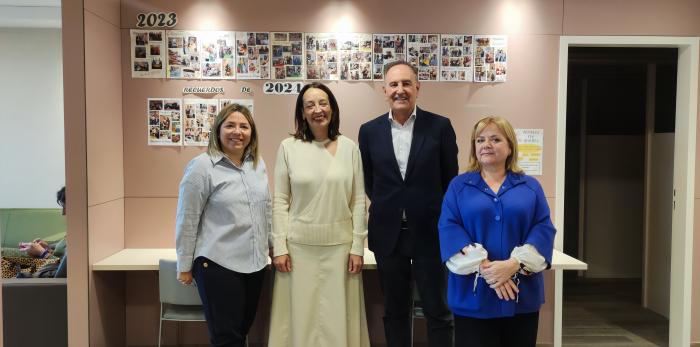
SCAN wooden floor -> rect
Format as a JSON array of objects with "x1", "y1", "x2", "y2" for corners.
[{"x1": 563, "y1": 278, "x2": 669, "y2": 346}]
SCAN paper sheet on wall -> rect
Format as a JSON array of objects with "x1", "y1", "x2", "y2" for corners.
[
  {"x1": 439, "y1": 34, "x2": 473, "y2": 82},
  {"x1": 271, "y1": 32, "x2": 305, "y2": 80},
  {"x1": 183, "y1": 99, "x2": 218, "y2": 146},
  {"x1": 304, "y1": 33, "x2": 339, "y2": 80},
  {"x1": 407, "y1": 34, "x2": 440, "y2": 81},
  {"x1": 167, "y1": 30, "x2": 201, "y2": 79},
  {"x1": 147, "y1": 98, "x2": 182, "y2": 146},
  {"x1": 516, "y1": 128, "x2": 543, "y2": 176},
  {"x1": 219, "y1": 99, "x2": 254, "y2": 115},
  {"x1": 235, "y1": 32, "x2": 271, "y2": 79},
  {"x1": 199, "y1": 31, "x2": 236, "y2": 79},
  {"x1": 372, "y1": 34, "x2": 407, "y2": 80},
  {"x1": 337, "y1": 33, "x2": 373, "y2": 81},
  {"x1": 474, "y1": 35, "x2": 507, "y2": 83},
  {"x1": 131, "y1": 30, "x2": 166, "y2": 78}
]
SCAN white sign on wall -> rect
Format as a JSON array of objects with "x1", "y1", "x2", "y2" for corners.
[{"x1": 515, "y1": 128, "x2": 543, "y2": 176}]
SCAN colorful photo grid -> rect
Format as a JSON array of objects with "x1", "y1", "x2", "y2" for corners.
[
  {"x1": 407, "y1": 34, "x2": 440, "y2": 81},
  {"x1": 131, "y1": 30, "x2": 166, "y2": 78},
  {"x1": 474, "y1": 35, "x2": 507, "y2": 83},
  {"x1": 372, "y1": 34, "x2": 407, "y2": 80},
  {"x1": 338, "y1": 33, "x2": 373, "y2": 81},
  {"x1": 440, "y1": 34, "x2": 473, "y2": 82},
  {"x1": 304, "y1": 33, "x2": 339, "y2": 80},
  {"x1": 199, "y1": 31, "x2": 236, "y2": 79},
  {"x1": 183, "y1": 99, "x2": 218, "y2": 146},
  {"x1": 148, "y1": 98, "x2": 182, "y2": 145},
  {"x1": 167, "y1": 30, "x2": 201, "y2": 79},
  {"x1": 235, "y1": 32, "x2": 271, "y2": 79},
  {"x1": 271, "y1": 32, "x2": 304, "y2": 80}
]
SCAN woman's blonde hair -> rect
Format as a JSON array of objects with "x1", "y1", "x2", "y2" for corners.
[
  {"x1": 466, "y1": 116, "x2": 523, "y2": 174},
  {"x1": 208, "y1": 103, "x2": 260, "y2": 168}
]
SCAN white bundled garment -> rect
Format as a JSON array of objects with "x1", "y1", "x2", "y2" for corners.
[
  {"x1": 446, "y1": 243, "x2": 548, "y2": 294},
  {"x1": 510, "y1": 244, "x2": 548, "y2": 273},
  {"x1": 446, "y1": 243, "x2": 488, "y2": 275},
  {"x1": 447, "y1": 243, "x2": 488, "y2": 293}
]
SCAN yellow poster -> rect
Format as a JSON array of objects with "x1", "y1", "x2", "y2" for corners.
[{"x1": 515, "y1": 128, "x2": 543, "y2": 176}]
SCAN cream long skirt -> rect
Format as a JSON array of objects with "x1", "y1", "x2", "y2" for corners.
[{"x1": 268, "y1": 242, "x2": 370, "y2": 347}]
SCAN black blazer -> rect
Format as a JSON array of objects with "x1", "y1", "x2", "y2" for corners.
[{"x1": 358, "y1": 107, "x2": 458, "y2": 257}]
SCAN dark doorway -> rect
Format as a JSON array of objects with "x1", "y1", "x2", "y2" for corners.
[{"x1": 563, "y1": 47, "x2": 677, "y2": 346}]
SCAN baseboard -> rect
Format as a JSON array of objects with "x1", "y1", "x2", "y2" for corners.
[{"x1": 536, "y1": 344, "x2": 553, "y2": 347}]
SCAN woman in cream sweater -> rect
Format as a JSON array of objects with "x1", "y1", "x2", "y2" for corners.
[{"x1": 268, "y1": 82, "x2": 370, "y2": 347}]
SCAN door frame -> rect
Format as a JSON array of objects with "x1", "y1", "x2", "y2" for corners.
[{"x1": 555, "y1": 36, "x2": 698, "y2": 347}]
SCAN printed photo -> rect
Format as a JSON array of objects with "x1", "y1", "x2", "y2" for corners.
[
  {"x1": 149, "y1": 100, "x2": 163, "y2": 110},
  {"x1": 135, "y1": 46, "x2": 147, "y2": 58},
  {"x1": 149, "y1": 31, "x2": 162, "y2": 41},
  {"x1": 134, "y1": 61, "x2": 149, "y2": 71},
  {"x1": 135, "y1": 33, "x2": 148, "y2": 45}
]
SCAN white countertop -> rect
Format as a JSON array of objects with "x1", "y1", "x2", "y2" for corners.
[{"x1": 93, "y1": 248, "x2": 585, "y2": 272}]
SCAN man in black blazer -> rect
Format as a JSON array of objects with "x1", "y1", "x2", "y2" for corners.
[{"x1": 359, "y1": 61, "x2": 458, "y2": 347}]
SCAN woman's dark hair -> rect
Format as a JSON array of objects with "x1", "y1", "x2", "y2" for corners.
[
  {"x1": 293, "y1": 82, "x2": 341, "y2": 142},
  {"x1": 56, "y1": 186, "x2": 65, "y2": 207}
]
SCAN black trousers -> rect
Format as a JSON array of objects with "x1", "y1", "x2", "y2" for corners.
[
  {"x1": 192, "y1": 257, "x2": 266, "y2": 347},
  {"x1": 376, "y1": 225, "x2": 454, "y2": 347},
  {"x1": 455, "y1": 311, "x2": 539, "y2": 347}
]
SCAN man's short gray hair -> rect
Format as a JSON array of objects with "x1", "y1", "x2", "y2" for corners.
[{"x1": 383, "y1": 60, "x2": 418, "y2": 79}]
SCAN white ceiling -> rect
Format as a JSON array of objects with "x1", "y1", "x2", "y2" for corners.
[{"x1": 0, "y1": 0, "x2": 61, "y2": 28}]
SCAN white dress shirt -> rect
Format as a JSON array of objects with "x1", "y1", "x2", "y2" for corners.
[{"x1": 388, "y1": 106, "x2": 417, "y2": 180}]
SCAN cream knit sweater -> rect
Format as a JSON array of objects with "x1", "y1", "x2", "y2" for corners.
[{"x1": 272, "y1": 135, "x2": 367, "y2": 257}]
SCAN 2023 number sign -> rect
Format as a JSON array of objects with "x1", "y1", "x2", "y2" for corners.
[{"x1": 136, "y1": 12, "x2": 177, "y2": 28}]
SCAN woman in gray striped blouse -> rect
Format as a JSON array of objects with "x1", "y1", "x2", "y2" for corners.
[{"x1": 175, "y1": 103, "x2": 271, "y2": 347}]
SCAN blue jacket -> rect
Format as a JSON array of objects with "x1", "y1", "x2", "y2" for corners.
[{"x1": 438, "y1": 171, "x2": 555, "y2": 318}]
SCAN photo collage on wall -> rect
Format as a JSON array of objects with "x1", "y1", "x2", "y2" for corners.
[
  {"x1": 271, "y1": 32, "x2": 305, "y2": 80},
  {"x1": 146, "y1": 98, "x2": 254, "y2": 146},
  {"x1": 440, "y1": 34, "x2": 473, "y2": 82},
  {"x1": 167, "y1": 30, "x2": 201, "y2": 79},
  {"x1": 372, "y1": 34, "x2": 407, "y2": 80},
  {"x1": 131, "y1": 30, "x2": 166, "y2": 78},
  {"x1": 338, "y1": 33, "x2": 373, "y2": 81},
  {"x1": 407, "y1": 34, "x2": 440, "y2": 81},
  {"x1": 131, "y1": 30, "x2": 508, "y2": 83},
  {"x1": 474, "y1": 35, "x2": 507, "y2": 83},
  {"x1": 235, "y1": 32, "x2": 271, "y2": 79},
  {"x1": 305, "y1": 33, "x2": 339, "y2": 80},
  {"x1": 200, "y1": 31, "x2": 236, "y2": 79},
  {"x1": 147, "y1": 98, "x2": 182, "y2": 145},
  {"x1": 183, "y1": 99, "x2": 218, "y2": 146}
]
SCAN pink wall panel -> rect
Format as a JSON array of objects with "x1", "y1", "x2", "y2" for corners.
[
  {"x1": 124, "y1": 197, "x2": 177, "y2": 247},
  {"x1": 88, "y1": 199, "x2": 125, "y2": 263},
  {"x1": 86, "y1": 0, "x2": 120, "y2": 28},
  {"x1": 62, "y1": 0, "x2": 91, "y2": 345},
  {"x1": 563, "y1": 0, "x2": 700, "y2": 36},
  {"x1": 117, "y1": 1, "x2": 567, "y2": 344},
  {"x1": 85, "y1": 10, "x2": 125, "y2": 206},
  {"x1": 121, "y1": 0, "x2": 563, "y2": 35}
]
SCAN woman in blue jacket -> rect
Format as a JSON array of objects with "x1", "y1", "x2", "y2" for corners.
[{"x1": 438, "y1": 116, "x2": 555, "y2": 347}]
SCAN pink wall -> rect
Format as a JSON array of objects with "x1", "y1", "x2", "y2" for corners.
[
  {"x1": 62, "y1": 0, "x2": 90, "y2": 345},
  {"x1": 62, "y1": 0, "x2": 700, "y2": 345},
  {"x1": 117, "y1": 2, "x2": 560, "y2": 343}
]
